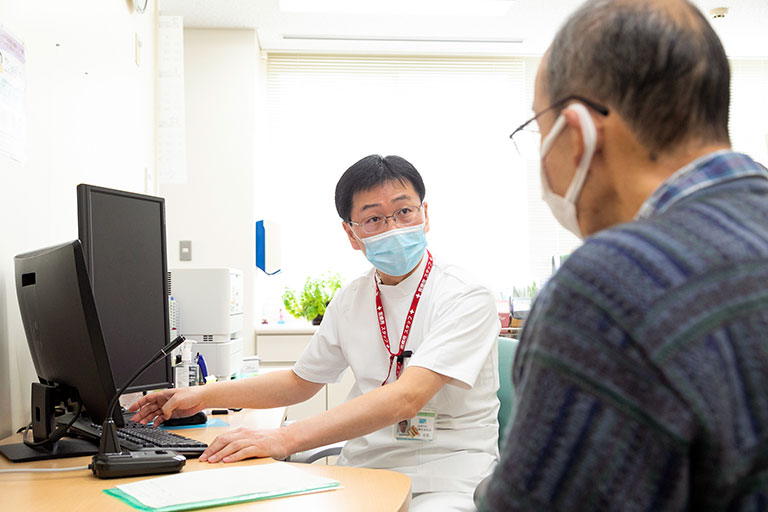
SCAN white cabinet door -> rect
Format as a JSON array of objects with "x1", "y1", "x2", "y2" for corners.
[
  {"x1": 285, "y1": 390, "x2": 327, "y2": 422},
  {"x1": 255, "y1": 328, "x2": 354, "y2": 420},
  {"x1": 257, "y1": 334, "x2": 313, "y2": 363}
]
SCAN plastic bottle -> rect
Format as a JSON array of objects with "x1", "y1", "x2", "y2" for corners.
[{"x1": 174, "y1": 340, "x2": 199, "y2": 388}]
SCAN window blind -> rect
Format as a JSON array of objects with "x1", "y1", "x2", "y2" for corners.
[
  {"x1": 730, "y1": 59, "x2": 768, "y2": 167},
  {"x1": 260, "y1": 54, "x2": 531, "y2": 295}
]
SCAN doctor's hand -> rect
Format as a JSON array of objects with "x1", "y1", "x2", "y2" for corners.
[
  {"x1": 128, "y1": 386, "x2": 207, "y2": 426},
  {"x1": 199, "y1": 427, "x2": 290, "y2": 463}
]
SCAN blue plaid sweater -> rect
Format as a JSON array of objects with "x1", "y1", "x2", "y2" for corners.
[{"x1": 482, "y1": 151, "x2": 768, "y2": 511}]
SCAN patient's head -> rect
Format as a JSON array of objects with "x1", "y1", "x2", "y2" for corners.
[{"x1": 545, "y1": 0, "x2": 730, "y2": 155}]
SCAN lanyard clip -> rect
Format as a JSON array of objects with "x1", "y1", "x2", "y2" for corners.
[{"x1": 396, "y1": 350, "x2": 413, "y2": 365}]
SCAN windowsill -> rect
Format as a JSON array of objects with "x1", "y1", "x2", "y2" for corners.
[{"x1": 255, "y1": 324, "x2": 318, "y2": 335}]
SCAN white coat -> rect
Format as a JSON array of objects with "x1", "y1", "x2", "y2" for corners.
[{"x1": 293, "y1": 254, "x2": 501, "y2": 494}]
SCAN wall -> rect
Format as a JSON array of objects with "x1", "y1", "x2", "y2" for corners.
[
  {"x1": 0, "y1": 0, "x2": 158, "y2": 439},
  {"x1": 160, "y1": 29, "x2": 257, "y2": 349}
]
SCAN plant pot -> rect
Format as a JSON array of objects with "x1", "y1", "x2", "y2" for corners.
[{"x1": 311, "y1": 314, "x2": 323, "y2": 326}]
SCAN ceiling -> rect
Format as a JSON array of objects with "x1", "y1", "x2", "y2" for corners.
[{"x1": 158, "y1": 0, "x2": 768, "y2": 58}]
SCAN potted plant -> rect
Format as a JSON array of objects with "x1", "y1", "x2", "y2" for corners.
[{"x1": 282, "y1": 273, "x2": 342, "y2": 325}]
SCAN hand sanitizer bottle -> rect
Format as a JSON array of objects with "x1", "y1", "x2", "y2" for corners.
[{"x1": 174, "y1": 340, "x2": 199, "y2": 387}]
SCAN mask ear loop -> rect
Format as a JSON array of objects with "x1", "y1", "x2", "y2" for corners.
[
  {"x1": 539, "y1": 113, "x2": 568, "y2": 195},
  {"x1": 562, "y1": 103, "x2": 597, "y2": 204},
  {"x1": 540, "y1": 113, "x2": 568, "y2": 157}
]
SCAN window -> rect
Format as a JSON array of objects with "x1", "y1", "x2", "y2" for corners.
[
  {"x1": 255, "y1": 53, "x2": 768, "y2": 318},
  {"x1": 258, "y1": 54, "x2": 531, "y2": 300},
  {"x1": 730, "y1": 59, "x2": 768, "y2": 167}
]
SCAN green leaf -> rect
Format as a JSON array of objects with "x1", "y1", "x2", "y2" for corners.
[{"x1": 280, "y1": 272, "x2": 343, "y2": 322}]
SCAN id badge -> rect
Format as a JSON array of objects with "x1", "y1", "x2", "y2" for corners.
[{"x1": 393, "y1": 408, "x2": 436, "y2": 441}]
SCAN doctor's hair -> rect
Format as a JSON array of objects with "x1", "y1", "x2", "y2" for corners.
[
  {"x1": 546, "y1": 0, "x2": 730, "y2": 155},
  {"x1": 335, "y1": 154, "x2": 426, "y2": 222}
]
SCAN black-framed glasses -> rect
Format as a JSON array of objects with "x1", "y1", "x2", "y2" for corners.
[
  {"x1": 347, "y1": 204, "x2": 424, "y2": 235},
  {"x1": 509, "y1": 95, "x2": 609, "y2": 159}
]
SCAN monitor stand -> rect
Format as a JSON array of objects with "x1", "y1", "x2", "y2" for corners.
[
  {"x1": 0, "y1": 382, "x2": 99, "y2": 462},
  {"x1": 0, "y1": 437, "x2": 98, "y2": 462}
]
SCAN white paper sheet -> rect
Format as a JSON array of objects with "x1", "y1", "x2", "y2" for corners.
[{"x1": 115, "y1": 462, "x2": 341, "y2": 509}]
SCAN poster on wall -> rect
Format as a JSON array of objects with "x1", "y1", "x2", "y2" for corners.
[
  {"x1": 0, "y1": 25, "x2": 26, "y2": 163},
  {"x1": 158, "y1": 16, "x2": 187, "y2": 184}
]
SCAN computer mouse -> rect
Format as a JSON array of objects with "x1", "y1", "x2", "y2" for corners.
[{"x1": 161, "y1": 411, "x2": 208, "y2": 427}]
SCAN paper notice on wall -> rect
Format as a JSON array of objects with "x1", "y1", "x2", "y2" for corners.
[
  {"x1": 158, "y1": 16, "x2": 187, "y2": 184},
  {"x1": 0, "y1": 25, "x2": 26, "y2": 163}
]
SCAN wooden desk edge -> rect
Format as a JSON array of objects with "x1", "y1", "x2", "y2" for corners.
[{"x1": 0, "y1": 408, "x2": 412, "y2": 512}]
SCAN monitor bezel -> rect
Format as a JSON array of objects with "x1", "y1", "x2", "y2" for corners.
[{"x1": 77, "y1": 184, "x2": 173, "y2": 393}]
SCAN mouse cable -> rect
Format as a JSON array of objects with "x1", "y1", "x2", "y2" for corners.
[
  {"x1": 22, "y1": 398, "x2": 83, "y2": 449},
  {"x1": 0, "y1": 465, "x2": 89, "y2": 473}
]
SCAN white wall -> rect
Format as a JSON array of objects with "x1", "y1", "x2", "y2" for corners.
[
  {"x1": 160, "y1": 29, "x2": 257, "y2": 347},
  {"x1": 0, "y1": 0, "x2": 158, "y2": 439}
]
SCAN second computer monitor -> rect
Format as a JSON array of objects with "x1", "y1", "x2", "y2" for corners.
[
  {"x1": 15, "y1": 240, "x2": 117, "y2": 425},
  {"x1": 77, "y1": 184, "x2": 172, "y2": 393}
]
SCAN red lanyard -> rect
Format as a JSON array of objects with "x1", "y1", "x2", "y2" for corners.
[{"x1": 375, "y1": 251, "x2": 433, "y2": 385}]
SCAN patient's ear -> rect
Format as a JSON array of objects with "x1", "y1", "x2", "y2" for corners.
[
  {"x1": 562, "y1": 107, "x2": 586, "y2": 168},
  {"x1": 563, "y1": 104, "x2": 604, "y2": 168}
]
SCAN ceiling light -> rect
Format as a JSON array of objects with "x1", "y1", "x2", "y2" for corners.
[
  {"x1": 709, "y1": 7, "x2": 728, "y2": 19},
  {"x1": 280, "y1": 0, "x2": 515, "y2": 17},
  {"x1": 283, "y1": 34, "x2": 524, "y2": 44}
]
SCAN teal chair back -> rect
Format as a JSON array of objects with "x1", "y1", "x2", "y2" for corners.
[{"x1": 497, "y1": 336, "x2": 519, "y2": 447}]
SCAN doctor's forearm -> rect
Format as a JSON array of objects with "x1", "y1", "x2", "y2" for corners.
[
  {"x1": 202, "y1": 369, "x2": 323, "y2": 409},
  {"x1": 280, "y1": 385, "x2": 406, "y2": 454},
  {"x1": 279, "y1": 367, "x2": 448, "y2": 454}
]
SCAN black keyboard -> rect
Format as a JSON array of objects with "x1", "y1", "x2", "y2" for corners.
[{"x1": 69, "y1": 417, "x2": 208, "y2": 457}]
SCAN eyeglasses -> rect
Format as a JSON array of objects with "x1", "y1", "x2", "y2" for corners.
[
  {"x1": 509, "y1": 95, "x2": 609, "y2": 160},
  {"x1": 348, "y1": 204, "x2": 424, "y2": 235}
]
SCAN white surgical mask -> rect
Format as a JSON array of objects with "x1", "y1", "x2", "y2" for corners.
[{"x1": 539, "y1": 103, "x2": 597, "y2": 239}]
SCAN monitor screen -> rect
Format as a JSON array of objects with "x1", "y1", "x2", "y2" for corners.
[
  {"x1": 15, "y1": 240, "x2": 118, "y2": 425},
  {"x1": 77, "y1": 184, "x2": 172, "y2": 393}
]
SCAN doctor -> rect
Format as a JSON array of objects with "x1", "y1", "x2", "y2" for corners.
[{"x1": 130, "y1": 154, "x2": 501, "y2": 511}]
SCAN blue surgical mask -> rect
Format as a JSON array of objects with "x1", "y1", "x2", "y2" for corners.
[{"x1": 356, "y1": 224, "x2": 427, "y2": 277}]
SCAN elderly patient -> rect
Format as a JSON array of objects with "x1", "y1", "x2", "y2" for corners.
[{"x1": 481, "y1": 0, "x2": 768, "y2": 510}]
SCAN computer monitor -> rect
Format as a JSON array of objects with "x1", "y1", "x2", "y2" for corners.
[
  {"x1": 0, "y1": 241, "x2": 119, "y2": 461},
  {"x1": 77, "y1": 184, "x2": 172, "y2": 393}
]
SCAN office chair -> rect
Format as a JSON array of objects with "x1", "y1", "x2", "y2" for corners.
[
  {"x1": 287, "y1": 440, "x2": 346, "y2": 464},
  {"x1": 496, "y1": 336, "x2": 519, "y2": 446},
  {"x1": 473, "y1": 335, "x2": 519, "y2": 505}
]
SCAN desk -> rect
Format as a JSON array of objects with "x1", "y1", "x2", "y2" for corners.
[{"x1": 0, "y1": 409, "x2": 411, "y2": 512}]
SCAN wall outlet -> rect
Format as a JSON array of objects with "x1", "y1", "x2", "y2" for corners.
[
  {"x1": 180, "y1": 240, "x2": 192, "y2": 261},
  {"x1": 144, "y1": 166, "x2": 154, "y2": 195}
]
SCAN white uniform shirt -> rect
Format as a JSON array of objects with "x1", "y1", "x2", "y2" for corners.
[{"x1": 293, "y1": 254, "x2": 501, "y2": 493}]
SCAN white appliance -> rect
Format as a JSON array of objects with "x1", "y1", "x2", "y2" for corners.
[{"x1": 168, "y1": 268, "x2": 244, "y2": 380}]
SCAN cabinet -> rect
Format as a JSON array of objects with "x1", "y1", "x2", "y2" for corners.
[{"x1": 253, "y1": 326, "x2": 355, "y2": 422}]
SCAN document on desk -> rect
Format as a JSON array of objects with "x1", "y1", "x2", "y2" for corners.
[{"x1": 104, "y1": 462, "x2": 342, "y2": 511}]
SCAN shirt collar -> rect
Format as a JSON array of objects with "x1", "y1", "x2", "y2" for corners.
[
  {"x1": 373, "y1": 251, "x2": 429, "y2": 296},
  {"x1": 635, "y1": 150, "x2": 768, "y2": 220}
]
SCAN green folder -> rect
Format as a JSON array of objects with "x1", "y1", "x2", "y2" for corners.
[{"x1": 103, "y1": 463, "x2": 341, "y2": 512}]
